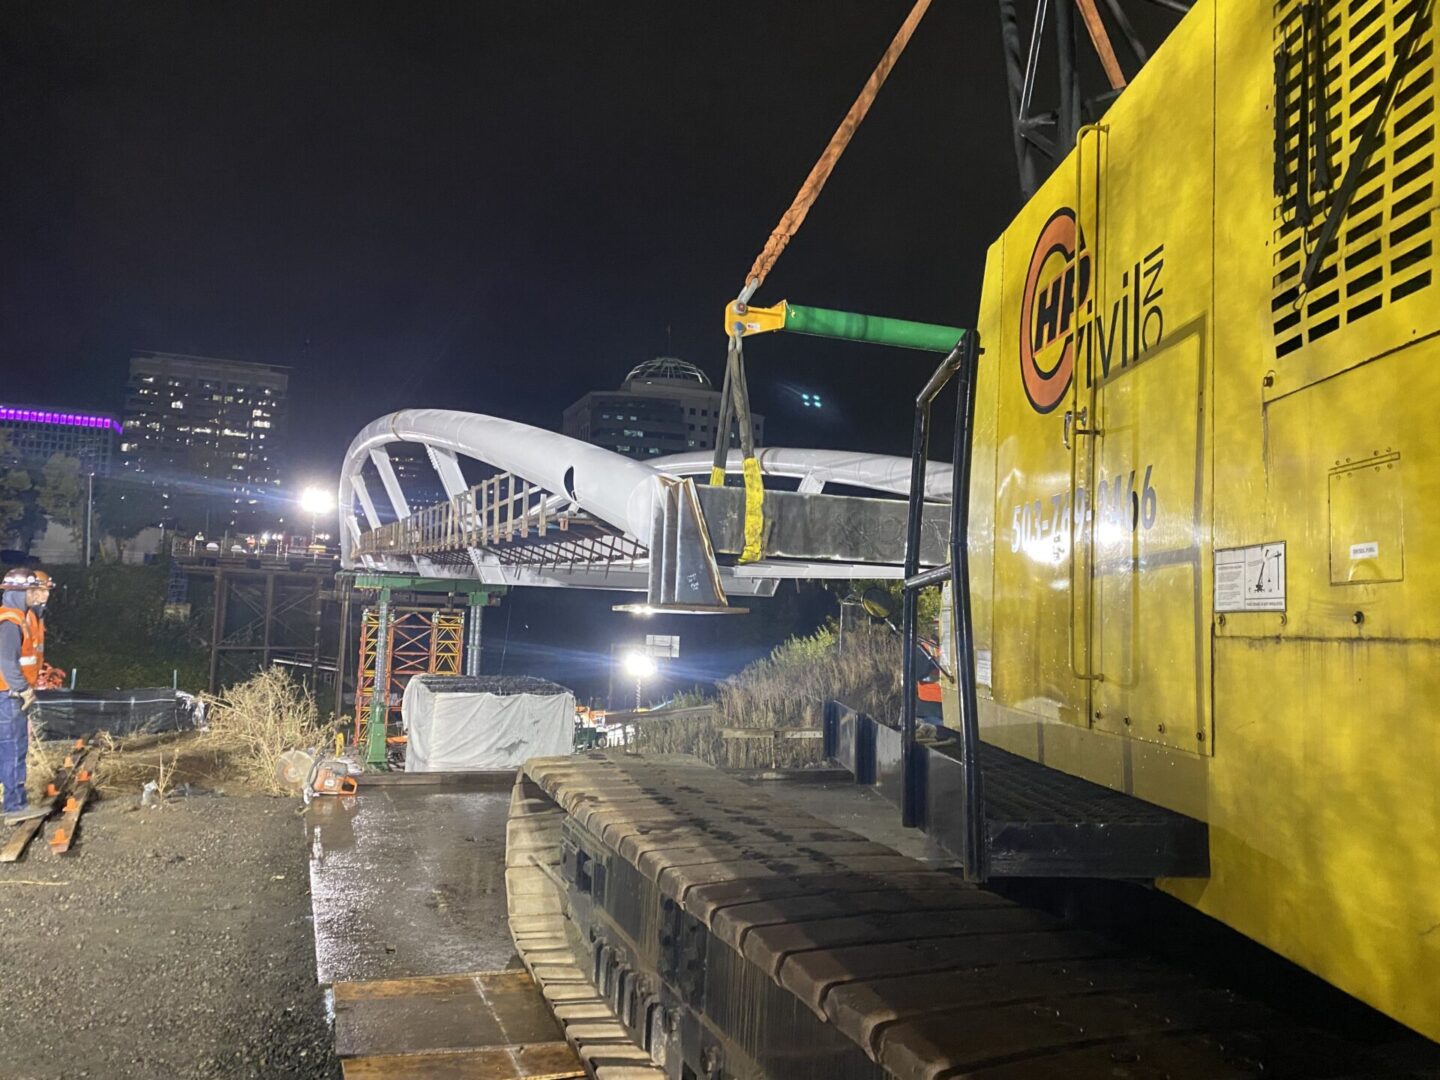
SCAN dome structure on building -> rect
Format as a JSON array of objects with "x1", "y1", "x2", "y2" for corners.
[
  {"x1": 561, "y1": 354, "x2": 760, "y2": 461},
  {"x1": 623, "y1": 357, "x2": 711, "y2": 387}
]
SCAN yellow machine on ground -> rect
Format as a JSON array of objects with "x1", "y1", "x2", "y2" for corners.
[
  {"x1": 498, "y1": 3, "x2": 1439, "y2": 1073},
  {"x1": 956, "y1": 0, "x2": 1439, "y2": 1042}
]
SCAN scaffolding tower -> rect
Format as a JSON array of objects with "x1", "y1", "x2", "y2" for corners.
[
  {"x1": 347, "y1": 573, "x2": 503, "y2": 767},
  {"x1": 353, "y1": 607, "x2": 465, "y2": 755}
]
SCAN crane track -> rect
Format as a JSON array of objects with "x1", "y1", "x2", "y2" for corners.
[{"x1": 506, "y1": 753, "x2": 1407, "y2": 1080}]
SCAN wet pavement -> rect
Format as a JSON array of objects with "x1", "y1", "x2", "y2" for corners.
[
  {"x1": 305, "y1": 782, "x2": 519, "y2": 986},
  {"x1": 303, "y1": 774, "x2": 949, "y2": 993}
]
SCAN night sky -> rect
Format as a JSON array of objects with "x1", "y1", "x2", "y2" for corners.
[
  {"x1": 2, "y1": 2, "x2": 1150, "y2": 698},
  {"x1": 2, "y1": 2, "x2": 1027, "y2": 484}
]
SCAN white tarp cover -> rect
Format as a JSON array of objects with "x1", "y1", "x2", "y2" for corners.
[{"x1": 403, "y1": 676, "x2": 574, "y2": 772}]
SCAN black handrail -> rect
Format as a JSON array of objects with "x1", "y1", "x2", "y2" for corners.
[
  {"x1": 900, "y1": 330, "x2": 986, "y2": 881},
  {"x1": 900, "y1": 345, "x2": 960, "y2": 828}
]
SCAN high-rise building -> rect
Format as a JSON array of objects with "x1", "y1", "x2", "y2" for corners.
[
  {"x1": 0, "y1": 404, "x2": 120, "y2": 476},
  {"x1": 120, "y1": 352, "x2": 289, "y2": 525},
  {"x1": 384, "y1": 444, "x2": 448, "y2": 515},
  {"x1": 561, "y1": 358, "x2": 764, "y2": 460}
]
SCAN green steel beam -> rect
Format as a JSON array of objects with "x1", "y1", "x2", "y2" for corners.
[
  {"x1": 783, "y1": 303, "x2": 966, "y2": 353},
  {"x1": 350, "y1": 571, "x2": 503, "y2": 601},
  {"x1": 352, "y1": 572, "x2": 503, "y2": 769},
  {"x1": 728, "y1": 298, "x2": 966, "y2": 353},
  {"x1": 366, "y1": 585, "x2": 391, "y2": 769}
]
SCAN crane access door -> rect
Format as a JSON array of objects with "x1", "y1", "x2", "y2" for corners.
[
  {"x1": 1075, "y1": 41, "x2": 1214, "y2": 757},
  {"x1": 987, "y1": 29, "x2": 1214, "y2": 758}
]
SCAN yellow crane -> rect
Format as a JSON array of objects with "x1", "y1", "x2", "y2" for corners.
[{"x1": 955, "y1": 0, "x2": 1440, "y2": 1041}]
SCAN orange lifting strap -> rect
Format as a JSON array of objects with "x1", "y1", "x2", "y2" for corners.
[{"x1": 743, "y1": 0, "x2": 933, "y2": 295}]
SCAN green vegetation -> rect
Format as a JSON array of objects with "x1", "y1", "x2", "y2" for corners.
[
  {"x1": 634, "y1": 622, "x2": 903, "y2": 768},
  {"x1": 723, "y1": 622, "x2": 902, "y2": 729},
  {"x1": 633, "y1": 577, "x2": 949, "y2": 769},
  {"x1": 0, "y1": 466, "x2": 33, "y2": 539},
  {"x1": 0, "y1": 434, "x2": 180, "y2": 557},
  {"x1": 828, "y1": 579, "x2": 943, "y2": 635},
  {"x1": 36, "y1": 454, "x2": 85, "y2": 539},
  {"x1": 95, "y1": 478, "x2": 167, "y2": 548},
  {"x1": 0, "y1": 434, "x2": 44, "y2": 546},
  {"x1": 44, "y1": 563, "x2": 208, "y2": 692}
]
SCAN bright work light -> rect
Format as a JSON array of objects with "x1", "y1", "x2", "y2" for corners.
[
  {"x1": 300, "y1": 486, "x2": 335, "y2": 514},
  {"x1": 622, "y1": 651, "x2": 657, "y2": 679}
]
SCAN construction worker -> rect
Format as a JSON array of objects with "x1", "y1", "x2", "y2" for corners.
[
  {"x1": 25, "y1": 570, "x2": 63, "y2": 689},
  {"x1": 0, "y1": 568, "x2": 51, "y2": 824}
]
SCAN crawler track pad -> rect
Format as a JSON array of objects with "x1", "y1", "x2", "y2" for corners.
[{"x1": 506, "y1": 753, "x2": 1402, "y2": 1080}]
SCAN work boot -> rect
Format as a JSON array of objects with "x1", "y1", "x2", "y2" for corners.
[{"x1": 3, "y1": 806, "x2": 47, "y2": 826}]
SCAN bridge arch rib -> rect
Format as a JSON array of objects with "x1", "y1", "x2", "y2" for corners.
[{"x1": 340, "y1": 409, "x2": 951, "y2": 605}]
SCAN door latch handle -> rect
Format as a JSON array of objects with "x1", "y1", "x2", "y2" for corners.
[{"x1": 1064, "y1": 407, "x2": 1099, "y2": 450}]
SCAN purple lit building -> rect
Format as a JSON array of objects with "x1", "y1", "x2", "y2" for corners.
[{"x1": 0, "y1": 404, "x2": 120, "y2": 476}]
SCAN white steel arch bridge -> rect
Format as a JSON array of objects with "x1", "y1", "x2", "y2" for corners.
[{"x1": 339, "y1": 409, "x2": 953, "y2": 610}]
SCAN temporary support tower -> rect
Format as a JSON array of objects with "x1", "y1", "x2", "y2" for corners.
[{"x1": 349, "y1": 572, "x2": 502, "y2": 767}]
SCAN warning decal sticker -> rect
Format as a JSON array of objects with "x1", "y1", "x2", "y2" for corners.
[{"x1": 1215, "y1": 542, "x2": 1286, "y2": 612}]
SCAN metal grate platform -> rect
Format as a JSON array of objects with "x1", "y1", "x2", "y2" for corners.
[
  {"x1": 826, "y1": 703, "x2": 1209, "y2": 880},
  {"x1": 946, "y1": 741, "x2": 1207, "y2": 878}
]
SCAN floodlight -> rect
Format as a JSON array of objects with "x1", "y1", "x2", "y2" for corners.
[
  {"x1": 300, "y1": 486, "x2": 335, "y2": 514},
  {"x1": 622, "y1": 651, "x2": 657, "y2": 679}
]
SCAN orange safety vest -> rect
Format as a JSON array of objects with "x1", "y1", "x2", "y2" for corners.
[
  {"x1": 916, "y1": 637, "x2": 943, "y2": 703},
  {"x1": 24, "y1": 608, "x2": 44, "y2": 666},
  {"x1": 0, "y1": 607, "x2": 41, "y2": 691}
]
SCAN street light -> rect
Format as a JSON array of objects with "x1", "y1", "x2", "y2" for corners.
[
  {"x1": 622, "y1": 650, "x2": 657, "y2": 712},
  {"x1": 299, "y1": 485, "x2": 335, "y2": 548},
  {"x1": 622, "y1": 651, "x2": 657, "y2": 680},
  {"x1": 85, "y1": 472, "x2": 95, "y2": 567}
]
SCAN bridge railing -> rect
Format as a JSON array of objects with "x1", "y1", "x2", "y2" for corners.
[{"x1": 355, "y1": 472, "x2": 579, "y2": 557}]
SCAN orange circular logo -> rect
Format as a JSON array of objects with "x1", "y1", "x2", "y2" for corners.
[{"x1": 1019, "y1": 208, "x2": 1090, "y2": 414}]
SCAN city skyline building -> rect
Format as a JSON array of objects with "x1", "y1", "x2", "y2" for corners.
[
  {"x1": 0, "y1": 404, "x2": 121, "y2": 476},
  {"x1": 385, "y1": 444, "x2": 447, "y2": 515},
  {"x1": 561, "y1": 357, "x2": 764, "y2": 460},
  {"x1": 120, "y1": 352, "x2": 289, "y2": 526}
]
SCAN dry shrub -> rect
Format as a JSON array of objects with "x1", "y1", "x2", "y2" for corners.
[
  {"x1": 21, "y1": 670, "x2": 330, "y2": 800},
  {"x1": 26, "y1": 719, "x2": 69, "y2": 791},
  {"x1": 720, "y1": 623, "x2": 902, "y2": 728},
  {"x1": 634, "y1": 624, "x2": 903, "y2": 768},
  {"x1": 630, "y1": 709, "x2": 724, "y2": 764},
  {"x1": 88, "y1": 731, "x2": 228, "y2": 793},
  {"x1": 153, "y1": 748, "x2": 178, "y2": 798},
  {"x1": 199, "y1": 668, "x2": 333, "y2": 795}
]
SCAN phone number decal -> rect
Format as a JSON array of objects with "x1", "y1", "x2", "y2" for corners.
[{"x1": 1008, "y1": 464, "x2": 1157, "y2": 554}]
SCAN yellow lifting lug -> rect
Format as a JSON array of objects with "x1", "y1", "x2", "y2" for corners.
[{"x1": 724, "y1": 299, "x2": 788, "y2": 338}]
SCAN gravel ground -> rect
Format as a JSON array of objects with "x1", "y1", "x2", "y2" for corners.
[{"x1": 0, "y1": 793, "x2": 339, "y2": 1080}]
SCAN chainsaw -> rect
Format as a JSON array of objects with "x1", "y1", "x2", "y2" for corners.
[
  {"x1": 275, "y1": 749, "x2": 360, "y2": 800},
  {"x1": 306, "y1": 758, "x2": 359, "y2": 798}
]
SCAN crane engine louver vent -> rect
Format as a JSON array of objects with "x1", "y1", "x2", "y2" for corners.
[{"x1": 1271, "y1": 0, "x2": 1436, "y2": 358}]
